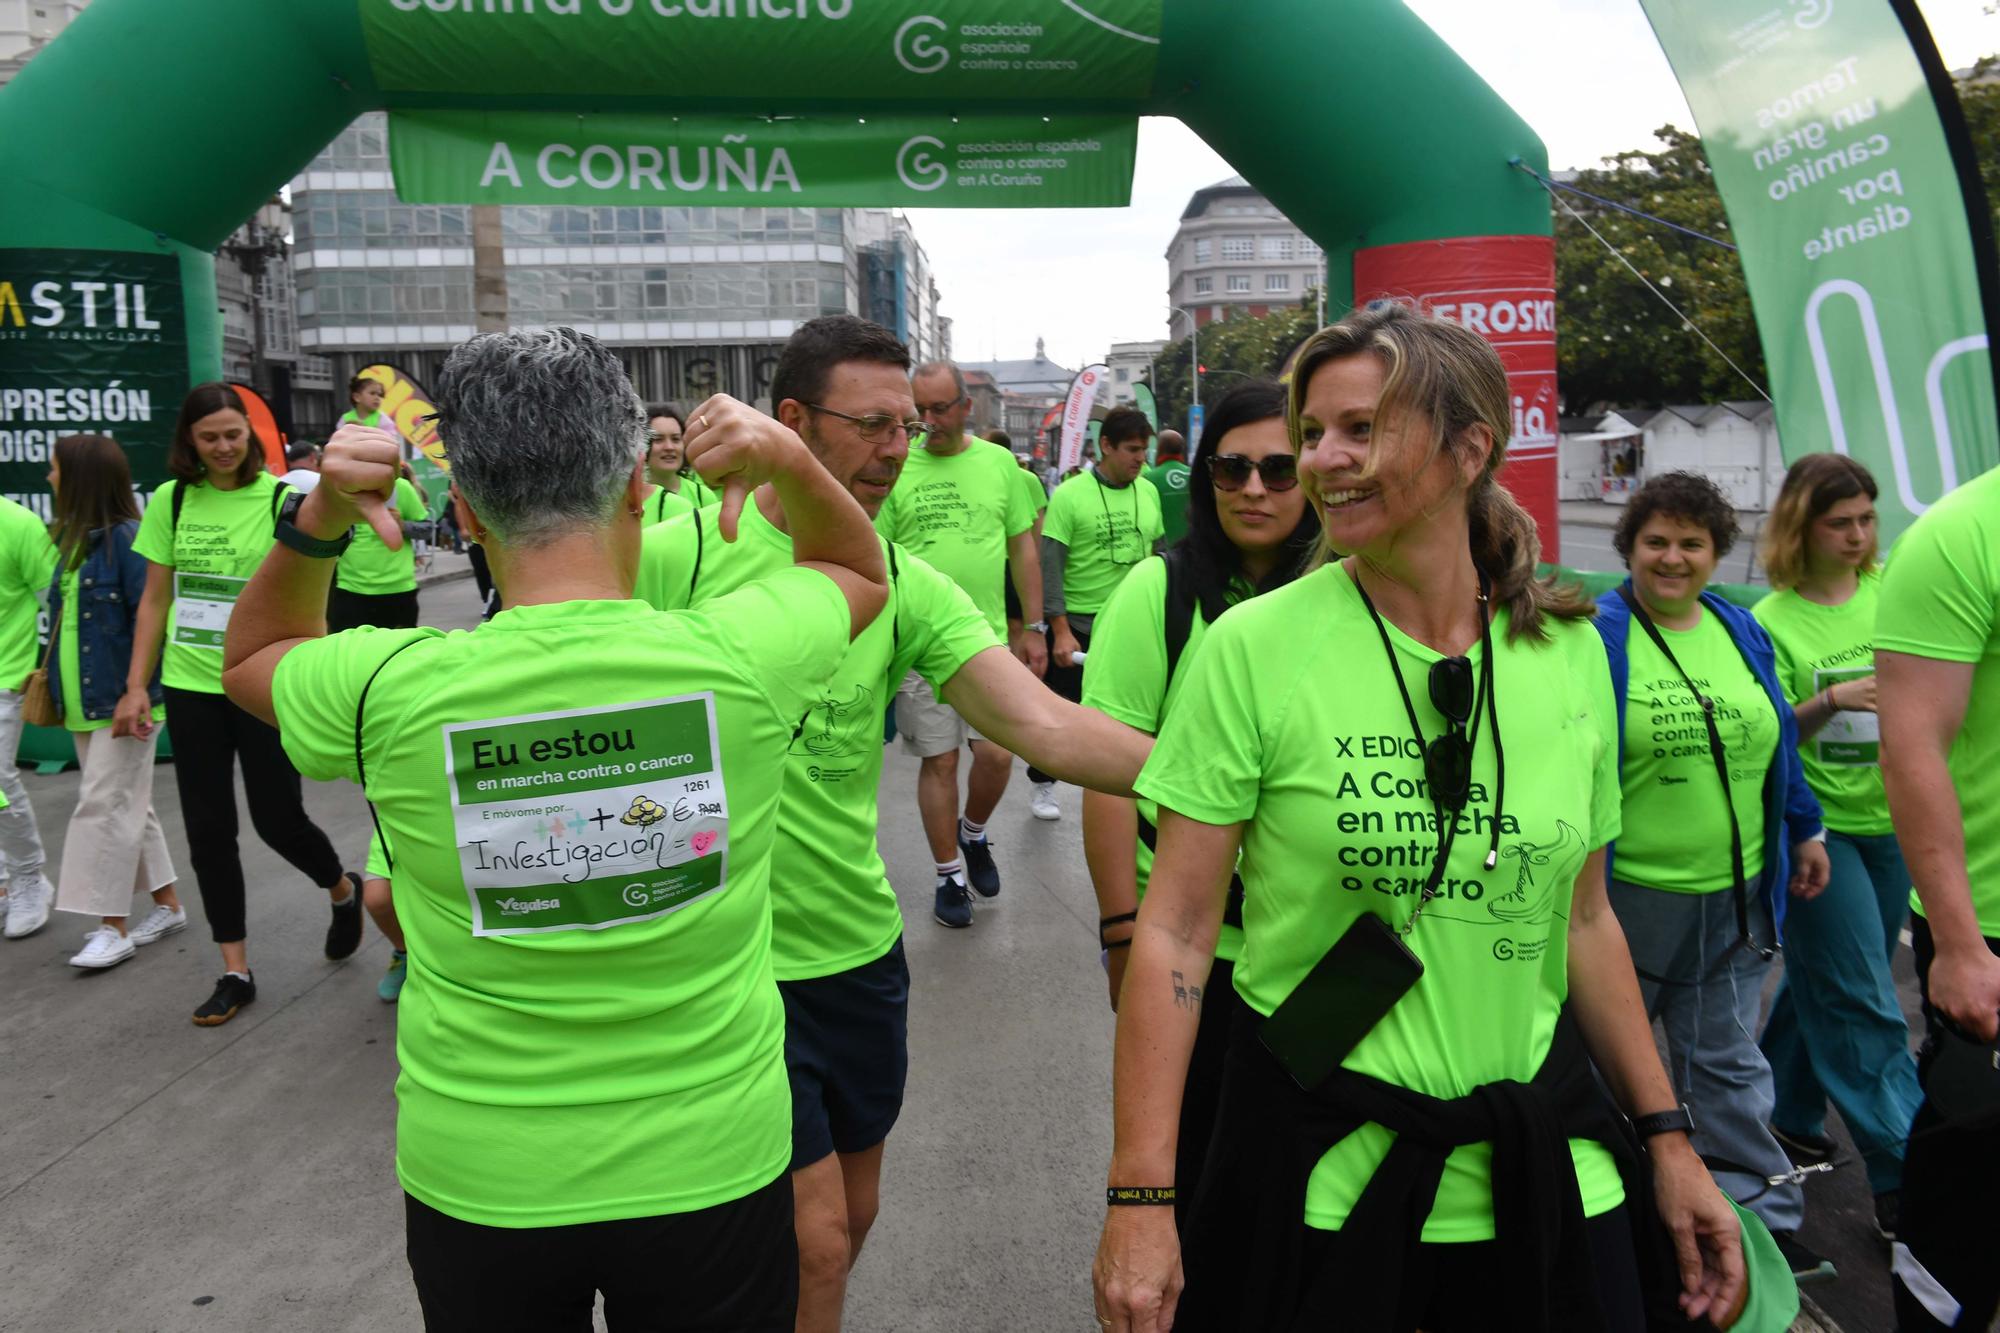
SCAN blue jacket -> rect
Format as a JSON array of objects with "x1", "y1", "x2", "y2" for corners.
[
  {"x1": 1593, "y1": 583, "x2": 1823, "y2": 944},
  {"x1": 45, "y1": 520, "x2": 160, "y2": 724}
]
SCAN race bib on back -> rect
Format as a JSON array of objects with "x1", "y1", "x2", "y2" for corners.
[{"x1": 445, "y1": 695, "x2": 731, "y2": 936}]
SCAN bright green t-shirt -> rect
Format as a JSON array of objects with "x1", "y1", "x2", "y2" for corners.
[
  {"x1": 678, "y1": 473, "x2": 718, "y2": 509},
  {"x1": 1143, "y1": 459, "x2": 1191, "y2": 546},
  {"x1": 1754, "y1": 571, "x2": 1888, "y2": 836},
  {"x1": 876, "y1": 438, "x2": 1035, "y2": 638},
  {"x1": 270, "y1": 580, "x2": 848, "y2": 1227},
  {"x1": 635, "y1": 498, "x2": 998, "y2": 980},
  {"x1": 644, "y1": 485, "x2": 694, "y2": 527},
  {"x1": 0, "y1": 496, "x2": 54, "y2": 691},
  {"x1": 1136, "y1": 564, "x2": 1625, "y2": 1239},
  {"x1": 1615, "y1": 611, "x2": 1777, "y2": 893},
  {"x1": 1081, "y1": 556, "x2": 1242, "y2": 963},
  {"x1": 56, "y1": 563, "x2": 163, "y2": 733},
  {"x1": 1876, "y1": 464, "x2": 2000, "y2": 936},
  {"x1": 131, "y1": 474, "x2": 285, "y2": 695},
  {"x1": 335, "y1": 476, "x2": 428, "y2": 596},
  {"x1": 1014, "y1": 464, "x2": 1049, "y2": 519},
  {"x1": 1044, "y1": 470, "x2": 1165, "y2": 617}
]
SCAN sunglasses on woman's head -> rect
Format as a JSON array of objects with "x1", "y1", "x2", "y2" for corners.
[{"x1": 1207, "y1": 453, "x2": 1299, "y2": 492}]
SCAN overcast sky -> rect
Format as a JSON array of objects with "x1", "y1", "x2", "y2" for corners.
[{"x1": 909, "y1": 0, "x2": 1995, "y2": 373}]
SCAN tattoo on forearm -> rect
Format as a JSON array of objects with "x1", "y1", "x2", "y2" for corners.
[{"x1": 1171, "y1": 970, "x2": 1203, "y2": 1011}]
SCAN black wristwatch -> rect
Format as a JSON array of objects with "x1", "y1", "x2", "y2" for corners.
[
  {"x1": 1630, "y1": 1104, "x2": 1696, "y2": 1140},
  {"x1": 275, "y1": 488, "x2": 353, "y2": 559}
]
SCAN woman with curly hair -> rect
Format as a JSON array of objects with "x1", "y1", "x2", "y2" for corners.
[{"x1": 1593, "y1": 470, "x2": 1831, "y2": 1280}]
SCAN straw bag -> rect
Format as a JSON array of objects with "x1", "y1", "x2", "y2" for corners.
[{"x1": 19, "y1": 628, "x2": 57, "y2": 728}]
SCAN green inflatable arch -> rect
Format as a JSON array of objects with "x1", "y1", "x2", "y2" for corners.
[{"x1": 0, "y1": 0, "x2": 1561, "y2": 533}]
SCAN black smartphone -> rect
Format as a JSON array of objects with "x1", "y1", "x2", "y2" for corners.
[{"x1": 1258, "y1": 913, "x2": 1424, "y2": 1091}]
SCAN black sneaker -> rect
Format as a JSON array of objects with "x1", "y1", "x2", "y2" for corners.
[
  {"x1": 192, "y1": 972, "x2": 257, "y2": 1027},
  {"x1": 1873, "y1": 1189, "x2": 1900, "y2": 1242},
  {"x1": 933, "y1": 877, "x2": 973, "y2": 929},
  {"x1": 960, "y1": 836, "x2": 1001, "y2": 898},
  {"x1": 1772, "y1": 1230, "x2": 1837, "y2": 1285},
  {"x1": 1770, "y1": 1124, "x2": 1838, "y2": 1165},
  {"x1": 325, "y1": 872, "x2": 365, "y2": 961}
]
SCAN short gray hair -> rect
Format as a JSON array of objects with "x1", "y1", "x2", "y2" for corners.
[{"x1": 434, "y1": 327, "x2": 645, "y2": 547}]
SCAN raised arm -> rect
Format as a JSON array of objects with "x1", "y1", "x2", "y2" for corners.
[
  {"x1": 682, "y1": 393, "x2": 886, "y2": 640},
  {"x1": 940, "y1": 647, "x2": 1149, "y2": 795}
]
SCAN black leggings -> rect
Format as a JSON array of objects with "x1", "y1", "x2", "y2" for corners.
[
  {"x1": 1025, "y1": 621, "x2": 1090, "y2": 785},
  {"x1": 164, "y1": 686, "x2": 345, "y2": 944},
  {"x1": 404, "y1": 1177, "x2": 797, "y2": 1332},
  {"x1": 328, "y1": 587, "x2": 419, "y2": 632}
]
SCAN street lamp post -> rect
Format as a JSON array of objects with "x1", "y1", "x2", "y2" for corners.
[{"x1": 1167, "y1": 305, "x2": 1198, "y2": 417}]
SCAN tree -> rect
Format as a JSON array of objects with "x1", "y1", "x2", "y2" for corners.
[{"x1": 1148, "y1": 300, "x2": 1316, "y2": 432}]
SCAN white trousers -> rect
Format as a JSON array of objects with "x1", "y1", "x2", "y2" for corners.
[{"x1": 54, "y1": 726, "x2": 175, "y2": 920}]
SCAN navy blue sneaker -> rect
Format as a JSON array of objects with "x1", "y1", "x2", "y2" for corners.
[
  {"x1": 933, "y1": 876, "x2": 973, "y2": 928},
  {"x1": 960, "y1": 836, "x2": 1000, "y2": 898}
]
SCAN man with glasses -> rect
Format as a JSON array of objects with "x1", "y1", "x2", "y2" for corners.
[
  {"x1": 1035, "y1": 407, "x2": 1166, "y2": 820},
  {"x1": 633, "y1": 318, "x2": 1149, "y2": 1331},
  {"x1": 877, "y1": 360, "x2": 1047, "y2": 927}
]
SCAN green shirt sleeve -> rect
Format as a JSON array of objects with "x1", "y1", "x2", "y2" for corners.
[
  {"x1": 1751, "y1": 595, "x2": 1802, "y2": 704},
  {"x1": 131, "y1": 481, "x2": 177, "y2": 566},
  {"x1": 693, "y1": 566, "x2": 850, "y2": 728},
  {"x1": 1137, "y1": 477, "x2": 1166, "y2": 545},
  {"x1": 1134, "y1": 606, "x2": 1263, "y2": 825},
  {"x1": 632, "y1": 511, "x2": 703, "y2": 612},
  {"x1": 1042, "y1": 478, "x2": 1078, "y2": 546},
  {"x1": 1877, "y1": 501, "x2": 1997, "y2": 664},
  {"x1": 396, "y1": 476, "x2": 428, "y2": 522},
  {"x1": 892, "y1": 549, "x2": 1003, "y2": 693},
  {"x1": 272, "y1": 626, "x2": 445, "y2": 783},
  {"x1": 1081, "y1": 557, "x2": 1168, "y2": 733},
  {"x1": 1015, "y1": 467, "x2": 1049, "y2": 516},
  {"x1": 1002, "y1": 452, "x2": 1035, "y2": 537}
]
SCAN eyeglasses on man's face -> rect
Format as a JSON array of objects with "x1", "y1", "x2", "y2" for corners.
[
  {"x1": 806, "y1": 403, "x2": 927, "y2": 444},
  {"x1": 918, "y1": 395, "x2": 967, "y2": 417}
]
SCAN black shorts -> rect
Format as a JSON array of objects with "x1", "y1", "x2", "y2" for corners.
[
  {"x1": 780, "y1": 937, "x2": 911, "y2": 1169},
  {"x1": 403, "y1": 1175, "x2": 796, "y2": 1332},
  {"x1": 329, "y1": 586, "x2": 420, "y2": 632}
]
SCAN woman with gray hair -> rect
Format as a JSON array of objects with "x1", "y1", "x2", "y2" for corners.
[{"x1": 221, "y1": 326, "x2": 887, "y2": 1331}]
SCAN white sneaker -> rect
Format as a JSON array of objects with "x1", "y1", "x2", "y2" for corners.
[
  {"x1": 1030, "y1": 782, "x2": 1062, "y2": 822},
  {"x1": 129, "y1": 903, "x2": 188, "y2": 946},
  {"x1": 2, "y1": 874, "x2": 53, "y2": 939},
  {"x1": 69, "y1": 926, "x2": 136, "y2": 969}
]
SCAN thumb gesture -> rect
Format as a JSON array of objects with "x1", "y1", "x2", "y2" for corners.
[{"x1": 317, "y1": 424, "x2": 404, "y2": 548}]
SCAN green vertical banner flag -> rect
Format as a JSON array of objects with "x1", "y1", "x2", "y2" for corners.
[
  {"x1": 1639, "y1": 0, "x2": 2000, "y2": 540},
  {"x1": 389, "y1": 112, "x2": 1137, "y2": 209},
  {"x1": 0, "y1": 248, "x2": 185, "y2": 519}
]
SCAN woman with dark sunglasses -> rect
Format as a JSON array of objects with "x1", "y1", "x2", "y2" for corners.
[
  {"x1": 1080, "y1": 379, "x2": 1317, "y2": 1227},
  {"x1": 1593, "y1": 470, "x2": 1831, "y2": 1280},
  {"x1": 1094, "y1": 306, "x2": 1769, "y2": 1333}
]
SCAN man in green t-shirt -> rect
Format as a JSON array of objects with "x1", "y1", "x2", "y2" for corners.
[
  {"x1": 1877, "y1": 463, "x2": 2000, "y2": 1333},
  {"x1": 633, "y1": 315, "x2": 1150, "y2": 1331},
  {"x1": 1033, "y1": 405, "x2": 1164, "y2": 819},
  {"x1": 877, "y1": 360, "x2": 1046, "y2": 922},
  {"x1": 0, "y1": 494, "x2": 55, "y2": 939},
  {"x1": 1143, "y1": 428, "x2": 1191, "y2": 547},
  {"x1": 222, "y1": 326, "x2": 890, "y2": 1328}
]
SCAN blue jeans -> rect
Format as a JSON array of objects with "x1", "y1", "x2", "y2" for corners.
[
  {"x1": 1759, "y1": 829, "x2": 1920, "y2": 1194},
  {"x1": 1608, "y1": 879, "x2": 1805, "y2": 1235}
]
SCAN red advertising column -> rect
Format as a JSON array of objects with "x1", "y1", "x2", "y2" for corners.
[{"x1": 1352, "y1": 236, "x2": 1560, "y2": 562}]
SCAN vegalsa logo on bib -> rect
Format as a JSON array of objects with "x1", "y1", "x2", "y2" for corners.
[
  {"x1": 496, "y1": 896, "x2": 561, "y2": 916},
  {"x1": 896, "y1": 135, "x2": 948, "y2": 191},
  {"x1": 895, "y1": 15, "x2": 949, "y2": 72}
]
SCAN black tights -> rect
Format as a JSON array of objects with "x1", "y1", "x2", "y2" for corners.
[{"x1": 164, "y1": 686, "x2": 345, "y2": 944}]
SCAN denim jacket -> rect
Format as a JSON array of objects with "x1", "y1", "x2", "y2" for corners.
[
  {"x1": 1593, "y1": 582, "x2": 1824, "y2": 945},
  {"x1": 45, "y1": 520, "x2": 160, "y2": 723}
]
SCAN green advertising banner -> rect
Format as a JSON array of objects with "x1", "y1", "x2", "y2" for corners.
[
  {"x1": 0, "y1": 248, "x2": 185, "y2": 519},
  {"x1": 389, "y1": 111, "x2": 1137, "y2": 209},
  {"x1": 361, "y1": 0, "x2": 1163, "y2": 100},
  {"x1": 1640, "y1": 0, "x2": 1998, "y2": 539}
]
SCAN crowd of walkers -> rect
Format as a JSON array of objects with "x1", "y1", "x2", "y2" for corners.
[{"x1": 0, "y1": 305, "x2": 1993, "y2": 1333}]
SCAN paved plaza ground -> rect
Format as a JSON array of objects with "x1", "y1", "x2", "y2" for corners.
[{"x1": 0, "y1": 568, "x2": 1914, "y2": 1331}]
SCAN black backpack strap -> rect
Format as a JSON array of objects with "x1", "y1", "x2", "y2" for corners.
[
  {"x1": 354, "y1": 635, "x2": 428, "y2": 875},
  {"x1": 886, "y1": 542, "x2": 901, "y2": 657},
  {"x1": 688, "y1": 514, "x2": 704, "y2": 606},
  {"x1": 170, "y1": 480, "x2": 185, "y2": 536},
  {"x1": 270, "y1": 482, "x2": 286, "y2": 525}
]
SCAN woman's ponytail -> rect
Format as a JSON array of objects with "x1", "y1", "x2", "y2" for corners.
[{"x1": 1470, "y1": 474, "x2": 1593, "y2": 640}]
